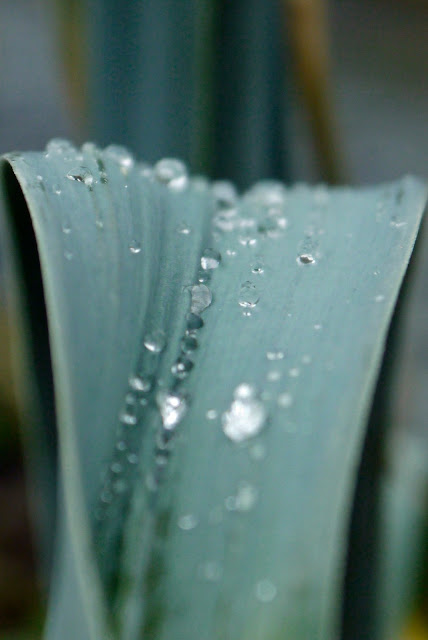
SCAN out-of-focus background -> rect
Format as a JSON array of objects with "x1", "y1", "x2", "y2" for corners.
[{"x1": 0, "y1": 0, "x2": 427, "y2": 637}]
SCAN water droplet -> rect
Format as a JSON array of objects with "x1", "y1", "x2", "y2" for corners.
[
  {"x1": 181, "y1": 335, "x2": 198, "y2": 354},
  {"x1": 238, "y1": 234, "x2": 258, "y2": 247},
  {"x1": 255, "y1": 579, "x2": 277, "y2": 603},
  {"x1": 53, "y1": 185, "x2": 62, "y2": 195},
  {"x1": 289, "y1": 367, "x2": 300, "y2": 378},
  {"x1": 66, "y1": 166, "x2": 94, "y2": 187},
  {"x1": 267, "y1": 370, "x2": 282, "y2": 382},
  {"x1": 301, "y1": 354, "x2": 312, "y2": 365},
  {"x1": 178, "y1": 513, "x2": 198, "y2": 531},
  {"x1": 111, "y1": 462, "x2": 123, "y2": 474},
  {"x1": 197, "y1": 268, "x2": 212, "y2": 284},
  {"x1": 206, "y1": 409, "x2": 218, "y2": 420},
  {"x1": 112, "y1": 478, "x2": 128, "y2": 494},
  {"x1": 46, "y1": 138, "x2": 76, "y2": 155},
  {"x1": 238, "y1": 282, "x2": 260, "y2": 308},
  {"x1": 277, "y1": 392, "x2": 293, "y2": 408},
  {"x1": 129, "y1": 375, "x2": 152, "y2": 393},
  {"x1": 266, "y1": 350, "x2": 284, "y2": 361},
  {"x1": 139, "y1": 162, "x2": 153, "y2": 179},
  {"x1": 127, "y1": 452, "x2": 139, "y2": 465},
  {"x1": 249, "y1": 442, "x2": 266, "y2": 460},
  {"x1": 226, "y1": 249, "x2": 237, "y2": 257},
  {"x1": 188, "y1": 284, "x2": 212, "y2": 314},
  {"x1": 143, "y1": 329, "x2": 166, "y2": 353},
  {"x1": 314, "y1": 323, "x2": 322, "y2": 331},
  {"x1": 186, "y1": 312, "x2": 204, "y2": 331},
  {"x1": 198, "y1": 561, "x2": 222, "y2": 582},
  {"x1": 298, "y1": 253, "x2": 315, "y2": 265},
  {"x1": 62, "y1": 223, "x2": 71, "y2": 234},
  {"x1": 177, "y1": 222, "x2": 192, "y2": 235},
  {"x1": 251, "y1": 258, "x2": 265, "y2": 274},
  {"x1": 374, "y1": 294, "x2": 385, "y2": 303},
  {"x1": 100, "y1": 489, "x2": 113, "y2": 504},
  {"x1": 201, "y1": 248, "x2": 221, "y2": 270},
  {"x1": 212, "y1": 180, "x2": 238, "y2": 209},
  {"x1": 116, "y1": 440, "x2": 127, "y2": 452},
  {"x1": 390, "y1": 220, "x2": 407, "y2": 229},
  {"x1": 129, "y1": 240, "x2": 141, "y2": 254},
  {"x1": 104, "y1": 145, "x2": 134, "y2": 173},
  {"x1": 119, "y1": 394, "x2": 138, "y2": 425},
  {"x1": 235, "y1": 481, "x2": 258, "y2": 512},
  {"x1": 154, "y1": 158, "x2": 188, "y2": 191},
  {"x1": 171, "y1": 356, "x2": 194, "y2": 379},
  {"x1": 156, "y1": 389, "x2": 189, "y2": 430},
  {"x1": 222, "y1": 385, "x2": 267, "y2": 443},
  {"x1": 64, "y1": 250, "x2": 73, "y2": 261}
]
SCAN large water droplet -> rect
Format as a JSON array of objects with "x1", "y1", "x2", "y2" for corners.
[
  {"x1": 66, "y1": 166, "x2": 94, "y2": 187},
  {"x1": 188, "y1": 284, "x2": 212, "y2": 314},
  {"x1": 171, "y1": 356, "x2": 194, "y2": 379},
  {"x1": 222, "y1": 385, "x2": 267, "y2": 443},
  {"x1": 201, "y1": 248, "x2": 221, "y2": 270},
  {"x1": 156, "y1": 389, "x2": 189, "y2": 430},
  {"x1": 238, "y1": 282, "x2": 260, "y2": 308},
  {"x1": 154, "y1": 158, "x2": 188, "y2": 191},
  {"x1": 143, "y1": 329, "x2": 166, "y2": 353}
]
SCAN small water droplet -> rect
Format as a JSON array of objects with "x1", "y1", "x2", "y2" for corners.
[
  {"x1": 119, "y1": 394, "x2": 138, "y2": 425},
  {"x1": 116, "y1": 440, "x2": 127, "y2": 452},
  {"x1": 104, "y1": 145, "x2": 134, "y2": 173},
  {"x1": 390, "y1": 220, "x2": 407, "y2": 229},
  {"x1": 201, "y1": 248, "x2": 221, "y2": 270},
  {"x1": 198, "y1": 561, "x2": 222, "y2": 582},
  {"x1": 222, "y1": 385, "x2": 267, "y2": 443},
  {"x1": 62, "y1": 223, "x2": 71, "y2": 234},
  {"x1": 139, "y1": 162, "x2": 153, "y2": 179},
  {"x1": 197, "y1": 268, "x2": 212, "y2": 284},
  {"x1": 235, "y1": 481, "x2": 258, "y2": 512},
  {"x1": 266, "y1": 350, "x2": 284, "y2": 361},
  {"x1": 226, "y1": 249, "x2": 237, "y2": 257},
  {"x1": 129, "y1": 375, "x2": 152, "y2": 393},
  {"x1": 178, "y1": 513, "x2": 198, "y2": 531},
  {"x1": 112, "y1": 478, "x2": 128, "y2": 494},
  {"x1": 143, "y1": 329, "x2": 167, "y2": 353},
  {"x1": 64, "y1": 250, "x2": 73, "y2": 261},
  {"x1": 154, "y1": 158, "x2": 188, "y2": 190},
  {"x1": 249, "y1": 442, "x2": 266, "y2": 460},
  {"x1": 255, "y1": 579, "x2": 277, "y2": 603},
  {"x1": 66, "y1": 166, "x2": 94, "y2": 187},
  {"x1": 238, "y1": 235, "x2": 258, "y2": 247},
  {"x1": 129, "y1": 241, "x2": 141, "y2": 254},
  {"x1": 206, "y1": 409, "x2": 218, "y2": 420},
  {"x1": 188, "y1": 284, "x2": 212, "y2": 314},
  {"x1": 212, "y1": 180, "x2": 238, "y2": 209},
  {"x1": 238, "y1": 281, "x2": 260, "y2": 308},
  {"x1": 186, "y1": 312, "x2": 204, "y2": 331},
  {"x1": 289, "y1": 367, "x2": 300, "y2": 378},
  {"x1": 374, "y1": 294, "x2": 385, "y2": 303},
  {"x1": 46, "y1": 138, "x2": 76, "y2": 156},
  {"x1": 111, "y1": 462, "x2": 123, "y2": 474},
  {"x1": 181, "y1": 335, "x2": 198, "y2": 354},
  {"x1": 301, "y1": 354, "x2": 312, "y2": 365},
  {"x1": 100, "y1": 489, "x2": 113, "y2": 504},
  {"x1": 267, "y1": 370, "x2": 282, "y2": 382},
  {"x1": 156, "y1": 389, "x2": 189, "y2": 430},
  {"x1": 251, "y1": 258, "x2": 265, "y2": 274},
  {"x1": 127, "y1": 452, "x2": 139, "y2": 465},
  {"x1": 177, "y1": 222, "x2": 192, "y2": 235},
  {"x1": 277, "y1": 392, "x2": 293, "y2": 408},
  {"x1": 314, "y1": 323, "x2": 322, "y2": 331},
  {"x1": 53, "y1": 185, "x2": 62, "y2": 195},
  {"x1": 171, "y1": 356, "x2": 194, "y2": 379},
  {"x1": 298, "y1": 253, "x2": 315, "y2": 265}
]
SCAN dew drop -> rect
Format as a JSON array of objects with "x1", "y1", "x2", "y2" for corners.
[
  {"x1": 201, "y1": 248, "x2": 221, "y2": 270},
  {"x1": 222, "y1": 385, "x2": 267, "y2": 443},
  {"x1": 119, "y1": 394, "x2": 138, "y2": 425},
  {"x1": 129, "y1": 240, "x2": 141, "y2": 254},
  {"x1": 116, "y1": 440, "x2": 127, "y2": 452},
  {"x1": 156, "y1": 389, "x2": 189, "y2": 430},
  {"x1": 181, "y1": 335, "x2": 198, "y2": 354},
  {"x1": 238, "y1": 281, "x2": 260, "y2": 308},
  {"x1": 62, "y1": 223, "x2": 71, "y2": 234},
  {"x1": 66, "y1": 166, "x2": 94, "y2": 187},
  {"x1": 143, "y1": 329, "x2": 166, "y2": 353},
  {"x1": 266, "y1": 350, "x2": 284, "y2": 361},
  {"x1": 188, "y1": 284, "x2": 212, "y2": 314},
  {"x1": 104, "y1": 145, "x2": 134, "y2": 173},
  {"x1": 154, "y1": 158, "x2": 188, "y2": 191},
  {"x1": 177, "y1": 222, "x2": 192, "y2": 235},
  {"x1": 277, "y1": 392, "x2": 293, "y2": 408},
  {"x1": 298, "y1": 253, "x2": 315, "y2": 265},
  {"x1": 198, "y1": 561, "x2": 222, "y2": 582},
  {"x1": 46, "y1": 138, "x2": 76, "y2": 155},
  {"x1": 206, "y1": 409, "x2": 218, "y2": 420},
  {"x1": 212, "y1": 180, "x2": 238, "y2": 209},
  {"x1": 178, "y1": 513, "x2": 198, "y2": 531},
  {"x1": 374, "y1": 294, "x2": 385, "y2": 303},
  {"x1": 129, "y1": 375, "x2": 152, "y2": 393},
  {"x1": 251, "y1": 258, "x2": 265, "y2": 274},
  {"x1": 127, "y1": 452, "x2": 139, "y2": 465},
  {"x1": 238, "y1": 235, "x2": 258, "y2": 247},
  {"x1": 186, "y1": 312, "x2": 204, "y2": 331},
  {"x1": 110, "y1": 462, "x2": 123, "y2": 474},
  {"x1": 301, "y1": 354, "x2": 312, "y2": 365},
  {"x1": 171, "y1": 356, "x2": 194, "y2": 379},
  {"x1": 235, "y1": 481, "x2": 258, "y2": 512},
  {"x1": 255, "y1": 579, "x2": 277, "y2": 603},
  {"x1": 64, "y1": 250, "x2": 73, "y2": 261},
  {"x1": 267, "y1": 370, "x2": 282, "y2": 382},
  {"x1": 289, "y1": 367, "x2": 300, "y2": 378}
]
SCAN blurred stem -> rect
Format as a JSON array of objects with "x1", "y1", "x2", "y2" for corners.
[{"x1": 285, "y1": 0, "x2": 348, "y2": 183}]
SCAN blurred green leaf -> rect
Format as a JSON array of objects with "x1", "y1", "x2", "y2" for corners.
[{"x1": 0, "y1": 142, "x2": 426, "y2": 640}]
